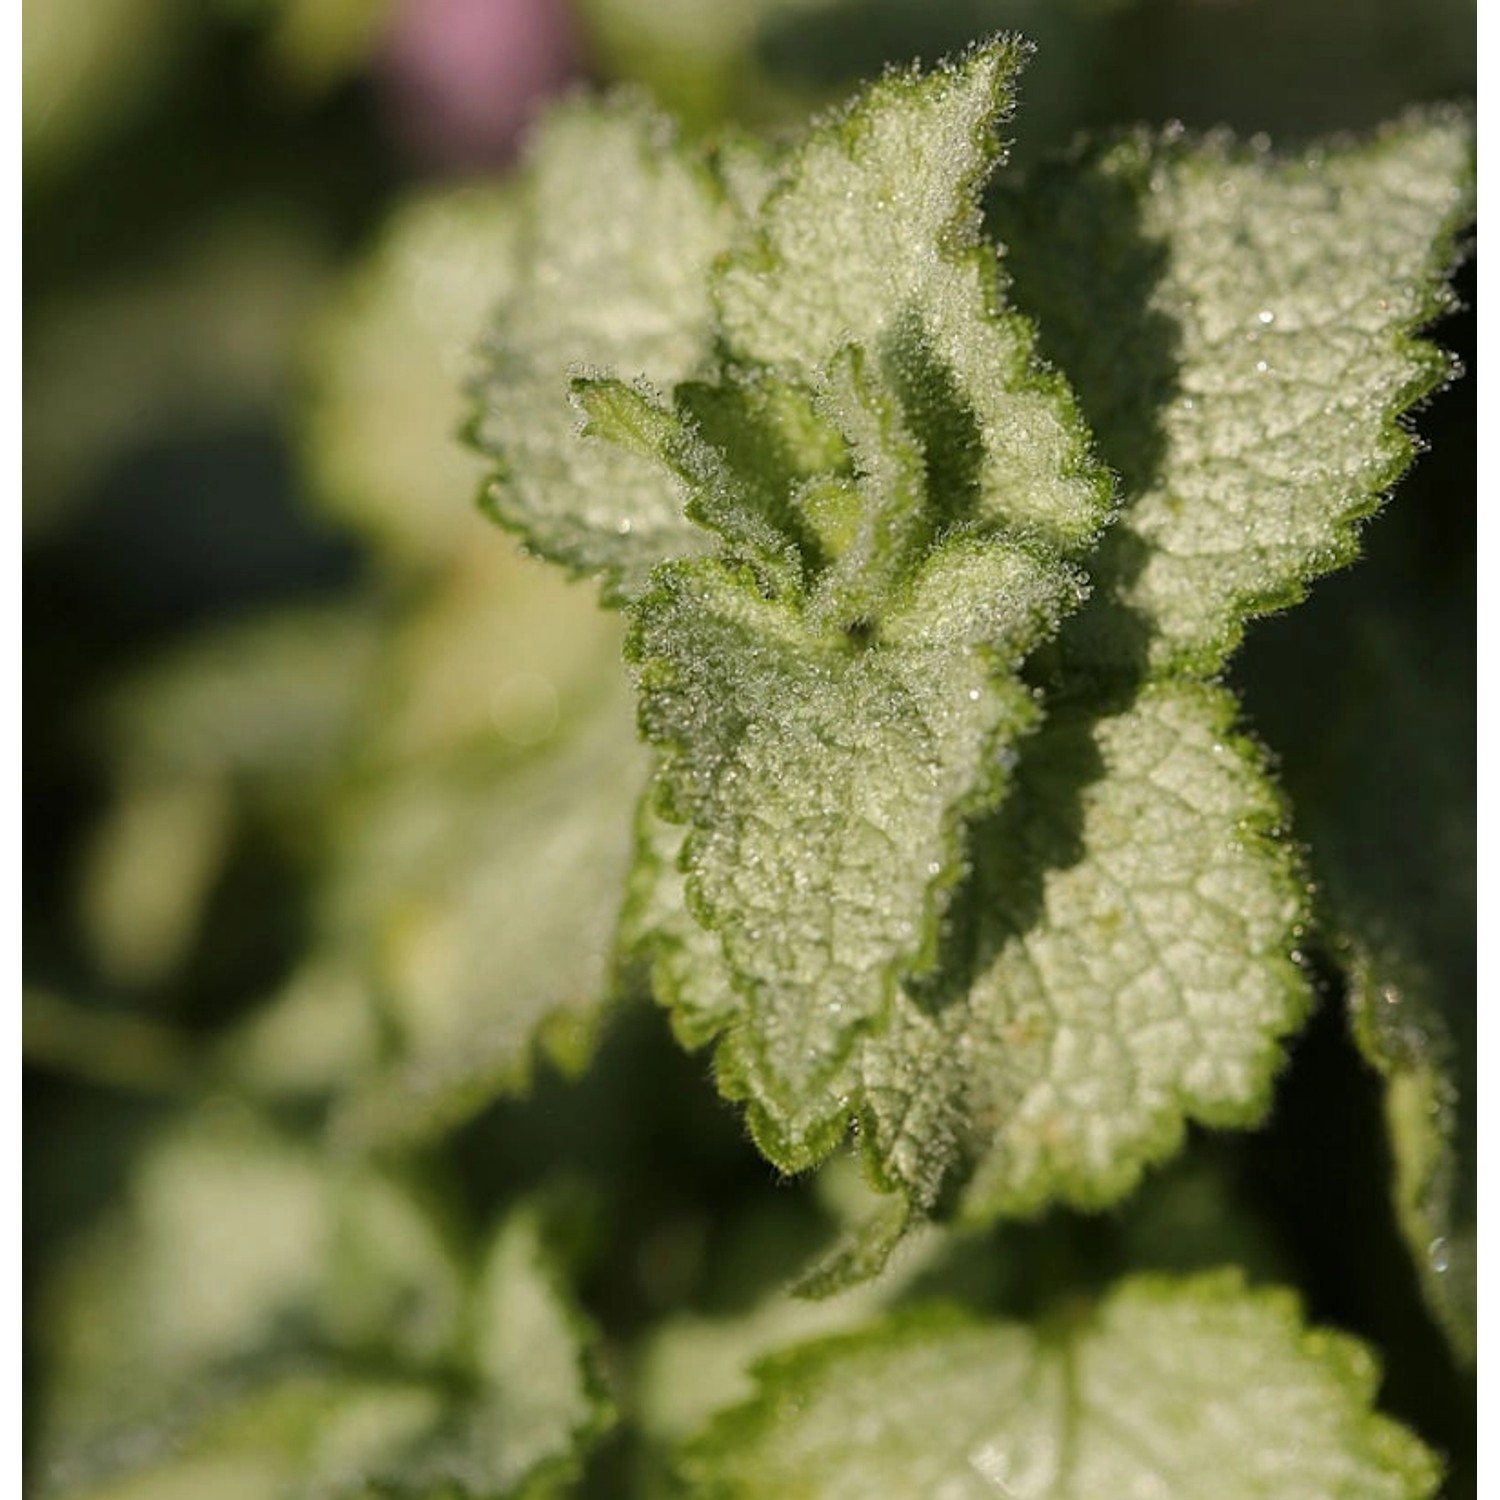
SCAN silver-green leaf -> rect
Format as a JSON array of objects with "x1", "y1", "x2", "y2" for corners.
[
  {"x1": 470, "y1": 99, "x2": 745, "y2": 599},
  {"x1": 993, "y1": 109, "x2": 1475, "y2": 677},
  {"x1": 681, "y1": 1272, "x2": 1441, "y2": 1500}
]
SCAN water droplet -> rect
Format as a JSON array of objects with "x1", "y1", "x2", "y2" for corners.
[
  {"x1": 1255, "y1": 360, "x2": 1270, "y2": 374},
  {"x1": 617, "y1": 517, "x2": 633, "y2": 534},
  {"x1": 1428, "y1": 1236, "x2": 1450, "y2": 1273},
  {"x1": 927, "y1": 862, "x2": 942, "y2": 877},
  {"x1": 1257, "y1": 309, "x2": 1276, "y2": 325},
  {"x1": 967, "y1": 688, "x2": 981, "y2": 701}
]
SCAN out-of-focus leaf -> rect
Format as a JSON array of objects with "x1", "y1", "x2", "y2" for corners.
[
  {"x1": 38, "y1": 1110, "x2": 612, "y2": 1499},
  {"x1": 635, "y1": 1160, "x2": 951, "y2": 1444},
  {"x1": 1239, "y1": 574, "x2": 1474, "y2": 1364},
  {"x1": 362, "y1": 544, "x2": 625, "y2": 769},
  {"x1": 570, "y1": 0, "x2": 821, "y2": 130},
  {"x1": 435, "y1": 1200, "x2": 617, "y2": 1496},
  {"x1": 1090, "y1": 0, "x2": 1474, "y2": 142},
  {"x1": 76, "y1": 605, "x2": 381, "y2": 989},
  {"x1": 262, "y1": 0, "x2": 393, "y2": 92},
  {"x1": 39, "y1": 1103, "x2": 465, "y2": 1461},
  {"x1": 99, "y1": 605, "x2": 381, "y2": 787},
  {"x1": 23, "y1": 990, "x2": 197, "y2": 1096},
  {"x1": 41, "y1": 1371, "x2": 451, "y2": 1500},
  {"x1": 218, "y1": 960, "x2": 382, "y2": 1103},
  {"x1": 302, "y1": 183, "x2": 526, "y2": 566},
  {"x1": 77, "y1": 778, "x2": 234, "y2": 991},
  {"x1": 323, "y1": 678, "x2": 649, "y2": 1150},
  {"x1": 571, "y1": 0, "x2": 1127, "y2": 137}
]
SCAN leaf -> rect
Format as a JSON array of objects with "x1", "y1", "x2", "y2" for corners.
[
  {"x1": 469, "y1": 98, "x2": 746, "y2": 600},
  {"x1": 99, "y1": 604, "x2": 381, "y2": 786},
  {"x1": 259, "y1": 0, "x2": 391, "y2": 93},
  {"x1": 1345, "y1": 942, "x2": 1474, "y2": 1367},
  {"x1": 76, "y1": 604, "x2": 381, "y2": 988},
  {"x1": 425, "y1": 1200, "x2": 617, "y2": 1498},
  {"x1": 38, "y1": 1103, "x2": 466, "y2": 1468},
  {"x1": 826, "y1": 111, "x2": 1469, "y2": 1250},
  {"x1": 323, "y1": 679, "x2": 651, "y2": 1150},
  {"x1": 26, "y1": 215, "x2": 330, "y2": 534},
  {"x1": 637, "y1": 1199, "x2": 932, "y2": 1445},
  {"x1": 359, "y1": 539, "x2": 627, "y2": 769},
  {"x1": 680, "y1": 1271, "x2": 1442, "y2": 1499},
  {"x1": 990, "y1": 109, "x2": 1475, "y2": 677},
  {"x1": 857, "y1": 683, "x2": 1308, "y2": 1223},
  {"x1": 38, "y1": 1108, "x2": 613, "y2": 1500},
  {"x1": 220, "y1": 958, "x2": 384, "y2": 1103},
  {"x1": 597, "y1": 42, "x2": 1109, "y2": 1150},
  {"x1": 996, "y1": 109, "x2": 1475, "y2": 1340},
  {"x1": 631, "y1": 538, "x2": 1079, "y2": 1139},
  {"x1": 473, "y1": 50, "x2": 1470, "y2": 1267},
  {"x1": 618, "y1": 800, "x2": 740, "y2": 1050},
  {"x1": 622, "y1": 102, "x2": 1470, "y2": 1266},
  {"x1": 302, "y1": 183, "x2": 528, "y2": 566},
  {"x1": 714, "y1": 37, "x2": 1106, "y2": 551},
  {"x1": 40, "y1": 1371, "x2": 455, "y2": 1500},
  {"x1": 1236, "y1": 544, "x2": 1475, "y2": 1364},
  {"x1": 652, "y1": 682, "x2": 1310, "y2": 1261},
  {"x1": 570, "y1": 0, "x2": 824, "y2": 131}
]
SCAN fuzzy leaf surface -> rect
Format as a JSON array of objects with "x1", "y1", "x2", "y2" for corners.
[
  {"x1": 627, "y1": 105, "x2": 1470, "y2": 1259},
  {"x1": 648, "y1": 683, "x2": 1309, "y2": 1251},
  {"x1": 470, "y1": 100, "x2": 742, "y2": 599},
  {"x1": 992, "y1": 110, "x2": 1475, "y2": 677},
  {"x1": 632, "y1": 541, "x2": 1077, "y2": 1139},
  {"x1": 715, "y1": 38, "x2": 1105, "y2": 551},
  {"x1": 838, "y1": 109, "x2": 1470, "y2": 1241},
  {"x1": 601, "y1": 42, "x2": 1110, "y2": 1150},
  {"x1": 681, "y1": 1273, "x2": 1441, "y2": 1500},
  {"x1": 856, "y1": 683, "x2": 1308, "y2": 1225}
]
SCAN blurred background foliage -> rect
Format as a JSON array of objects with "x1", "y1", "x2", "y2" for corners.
[{"x1": 24, "y1": 0, "x2": 1475, "y2": 1495}]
